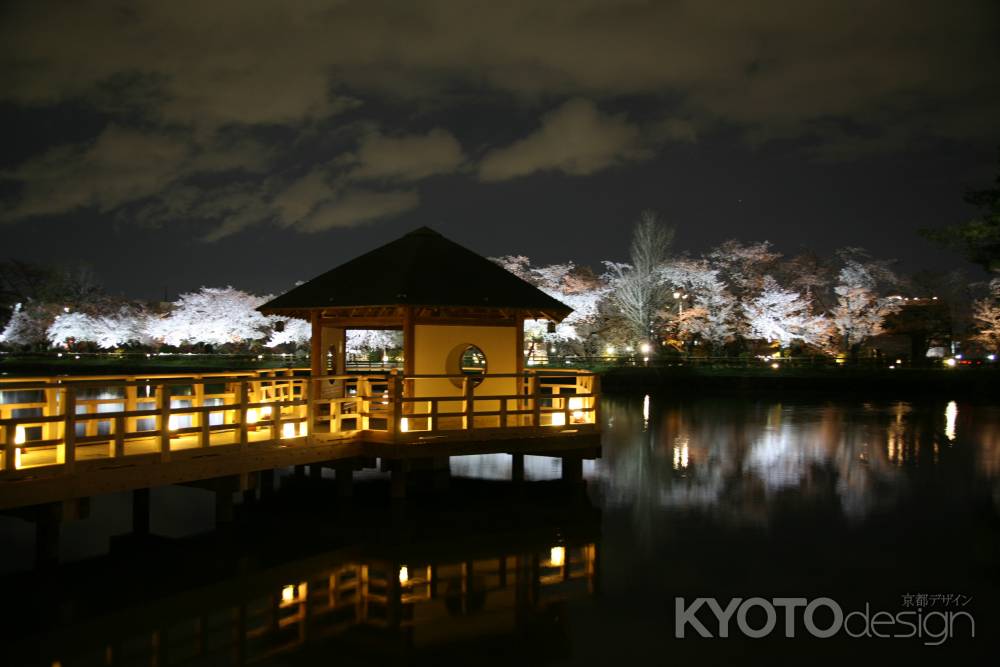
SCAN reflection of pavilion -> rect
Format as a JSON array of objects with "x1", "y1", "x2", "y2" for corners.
[{"x1": 5, "y1": 499, "x2": 599, "y2": 666}]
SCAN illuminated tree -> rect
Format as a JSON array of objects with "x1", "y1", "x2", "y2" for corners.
[
  {"x1": 0, "y1": 302, "x2": 55, "y2": 348},
  {"x1": 145, "y1": 286, "x2": 271, "y2": 347},
  {"x1": 661, "y1": 259, "x2": 737, "y2": 352},
  {"x1": 743, "y1": 276, "x2": 827, "y2": 348},
  {"x1": 606, "y1": 210, "x2": 674, "y2": 344},
  {"x1": 264, "y1": 316, "x2": 312, "y2": 348},
  {"x1": 829, "y1": 250, "x2": 900, "y2": 356},
  {"x1": 47, "y1": 307, "x2": 150, "y2": 349},
  {"x1": 971, "y1": 279, "x2": 1000, "y2": 353}
]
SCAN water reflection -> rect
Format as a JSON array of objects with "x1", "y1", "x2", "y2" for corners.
[
  {"x1": 4, "y1": 500, "x2": 599, "y2": 666},
  {"x1": 597, "y1": 395, "x2": 1000, "y2": 530}
]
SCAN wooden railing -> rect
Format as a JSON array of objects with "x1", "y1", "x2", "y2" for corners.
[{"x1": 0, "y1": 369, "x2": 599, "y2": 475}]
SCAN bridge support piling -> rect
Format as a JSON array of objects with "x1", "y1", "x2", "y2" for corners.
[
  {"x1": 132, "y1": 488, "x2": 150, "y2": 535},
  {"x1": 511, "y1": 453, "x2": 525, "y2": 483},
  {"x1": 336, "y1": 465, "x2": 354, "y2": 499},
  {"x1": 215, "y1": 489, "x2": 234, "y2": 524},
  {"x1": 260, "y1": 469, "x2": 275, "y2": 499},
  {"x1": 390, "y1": 463, "x2": 407, "y2": 500},
  {"x1": 561, "y1": 456, "x2": 583, "y2": 484}
]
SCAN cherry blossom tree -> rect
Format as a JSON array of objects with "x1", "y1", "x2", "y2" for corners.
[
  {"x1": 660, "y1": 259, "x2": 737, "y2": 352},
  {"x1": 971, "y1": 278, "x2": 1000, "y2": 353},
  {"x1": 0, "y1": 302, "x2": 55, "y2": 348},
  {"x1": 47, "y1": 307, "x2": 150, "y2": 349},
  {"x1": 264, "y1": 316, "x2": 312, "y2": 348},
  {"x1": 829, "y1": 251, "x2": 900, "y2": 356},
  {"x1": 346, "y1": 329, "x2": 402, "y2": 356},
  {"x1": 743, "y1": 276, "x2": 827, "y2": 349},
  {"x1": 145, "y1": 287, "x2": 271, "y2": 347}
]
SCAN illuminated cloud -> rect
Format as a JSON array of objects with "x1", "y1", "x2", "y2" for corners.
[{"x1": 479, "y1": 99, "x2": 648, "y2": 181}]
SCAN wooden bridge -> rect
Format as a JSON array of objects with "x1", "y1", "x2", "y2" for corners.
[{"x1": 0, "y1": 368, "x2": 600, "y2": 511}]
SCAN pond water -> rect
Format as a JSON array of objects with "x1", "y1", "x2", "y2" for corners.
[{"x1": 2, "y1": 393, "x2": 998, "y2": 664}]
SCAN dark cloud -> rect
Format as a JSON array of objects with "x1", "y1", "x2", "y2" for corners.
[{"x1": 0, "y1": 0, "x2": 997, "y2": 242}]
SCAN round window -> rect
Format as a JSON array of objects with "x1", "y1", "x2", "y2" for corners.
[{"x1": 449, "y1": 344, "x2": 487, "y2": 387}]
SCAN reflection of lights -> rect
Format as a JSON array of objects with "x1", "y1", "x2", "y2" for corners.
[
  {"x1": 281, "y1": 422, "x2": 297, "y2": 439},
  {"x1": 642, "y1": 394, "x2": 650, "y2": 423},
  {"x1": 399, "y1": 566, "x2": 409, "y2": 584},
  {"x1": 945, "y1": 401, "x2": 958, "y2": 442},
  {"x1": 673, "y1": 437, "x2": 689, "y2": 470},
  {"x1": 550, "y1": 412, "x2": 566, "y2": 427},
  {"x1": 14, "y1": 447, "x2": 22, "y2": 470},
  {"x1": 549, "y1": 546, "x2": 565, "y2": 568}
]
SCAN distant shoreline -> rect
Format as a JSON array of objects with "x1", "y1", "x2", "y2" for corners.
[{"x1": 599, "y1": 366, "x2": 1000, "y2": 398}]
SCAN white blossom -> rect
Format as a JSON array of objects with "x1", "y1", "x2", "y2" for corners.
[
  {"x1": 146, "y1": 287, "x2": 271, "y2": 347},
  {"x1": 743, "y1": 276, "x2": 827, "y2": 348}
]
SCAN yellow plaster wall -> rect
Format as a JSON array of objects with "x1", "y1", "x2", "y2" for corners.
[{"x1": 411, "y1": 324, "x2": 518, "y2": 424}]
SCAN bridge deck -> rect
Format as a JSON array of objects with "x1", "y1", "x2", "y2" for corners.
[{"x1": 0, "y1": 368, "x2": 600, "y2": 509}]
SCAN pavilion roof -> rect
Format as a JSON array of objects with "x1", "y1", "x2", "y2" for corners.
[{"x1": 258, "y1": 227, "x2": 572, "y2": 321}]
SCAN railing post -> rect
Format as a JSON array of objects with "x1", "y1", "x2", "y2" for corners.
[
  {"x1": 158, "y1": 384, "x2": 171, "y2": 462},
  {"x1": 306, "y1": 377, "x2": 315, "y2": 441},
  {"x1": 238, "y1": 381, "x2": 249, "y2": 451},
  {"x1": 591, "y1": 373, "x2": 601, "y2": 426},
  {"x1": 532, "y1": 373, "x2": 542, "y2": 428},
  {"x1": 391, "y1": 372, "x2": 403, "y2": 442},
  {"x1": 64, "y1": 387, "x2": 77, "y2": 472},
  {"x1": 195, "y1": 376, "x2": 209, "y2": 448},
  {"x1": 273, "y1": 383, "x2": 283, "y2": 443},
  {"x1": 4, "y1": 423, "x2": 16, "y2": 473},
  {"x1": 113, "y1": 414, "x2": 125, "y2": 458}
]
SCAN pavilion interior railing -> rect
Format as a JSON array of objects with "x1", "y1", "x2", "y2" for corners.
[{"x1": 0, "y1": 368, "x2": 599, "y2": 474}]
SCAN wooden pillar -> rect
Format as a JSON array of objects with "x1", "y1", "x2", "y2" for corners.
[
  {"x1": 260, "y1": 469, "x2": 275, "y2": 499},
  {"x1": 561, "y1": 456, "x2": 582, "y2": 483},
  {"x1": 310, "y1": 463, "x2": 322, "y2": 479},
  {"x1": 336, "y1": 465, "x2": 354, "y2": 498},
  {"x1": 35, "y1": 512, "x2": 59, "y2": 569},
  {"x1": 132, "y1": 488, "x2": 151, "y2": 535},
  {"x1": 215, "y1": 488, "x2": 234, "y2": 524},
  {"x1": 310, "y1": 311, "x2": 323, "y2": 377},
  {"x1": 390, "y1": 462, "x2": 407, "y2": 500},
  {"x1": 157, "y1": 384, "x2": 171, "y2": 462},
  {"x1": 511, "y1": 453, "x2": 524, "y2": 483}
]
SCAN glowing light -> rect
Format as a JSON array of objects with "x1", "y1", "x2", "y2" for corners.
[
  {"x1": 640, "y1": 342, "x2": 651, "y2": 355},
  {"x1": 281, "y1": 585, "x2": 295, "y2": 603},
  {"x1": 398, "y1": 566, "x2": 409, "y2": 584},
  {"x1": 642, "y1": 394, "x2": 650, "y2": 422},
  {"x1": 57, "y1": 353, "x2": 62, "y2": 358},
  {"x1": 625, "y1": 346, "x2": 633, "y2": 353},
  {"x1": 605, "y1": 345, "x2": 615, "y2": 356},
  {"x1": 673, "y1": 437, "x2": 689, "y2": 470},
  {"x1": 167, "y1": 415, "x2": 180, "y2": 432},
  {"x1": 955, "y1": 354, "x2": 963, "y2": 360},
  {"x1": 945, "y1": 358, "x2": 957, "y2": 367},
  {"x1": 895, "y1": 359, "x2": 902, "y2": 364},
  {"x1": 400, "y1": 417, "x2": 409, "y2": 432},
  {"x1": 14, "y1": 425, "x2": 26, "y2": 446},
  {"x1": 988, "y1": 354, "x2": 996, "y2": 361},
  {"x1": 673, "y1": 291, "x2": 681, "y2": 299},
  {"x1": 550, "y1": 412, "x2": 566, "y2": 427},
  {"x1": 568, "y1": 397, "x2": 584, "y2": 411},
  {"x1": 299, "y1": 422, "x2": 308, "y2": 437},
  {"x1": 246, "y1": 408, "x2": 259, "y2": 424},
  {"x1": 945, "y1": 401, "x2": 958, "y2": 442},
  {"x1": 549, "y1": 546, "x2": 565, "y2": 567},
  {"x1": 281, "y1": 422, "x2": 297, "y2": 439},
  {"x1": 14, "y1": 447, "x2": 22, "y2": 470},
  {"x1": 771, "y1": 362, "x2": 780, "y2": 369},
  {"x1": 259, "y1": 405, "x2": 272, "y2": 419}
]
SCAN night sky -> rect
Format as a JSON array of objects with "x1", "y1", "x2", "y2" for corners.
[{"x1": 2, "y1": 1, "x2": 999, "y2": 300}]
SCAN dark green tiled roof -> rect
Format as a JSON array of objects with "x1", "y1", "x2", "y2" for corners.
[{"x1": 258, "y1": 227, "x2": 571, "y2": 318}]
